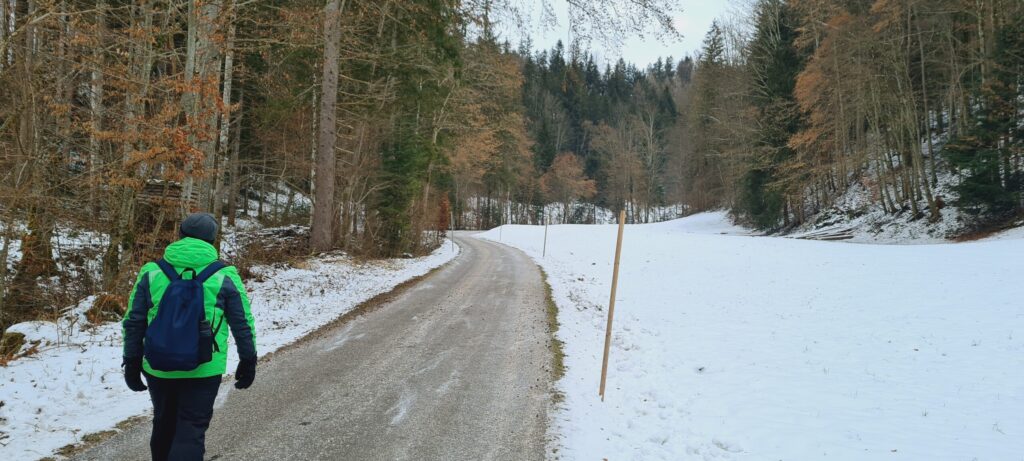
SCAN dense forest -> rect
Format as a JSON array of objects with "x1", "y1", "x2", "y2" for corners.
[
  {"x1": 678, "y1": 0, "x2": 1024, "y2": 233},
  {"x1": 0, "y1": 0, "x2": 680, "y2": 329},
  {"x1": 1, "y1": 0, "x2": 1022, "y2": 329},
  {"x1": 519, "y1": 0, "x2": 1024, "y2": 234}
]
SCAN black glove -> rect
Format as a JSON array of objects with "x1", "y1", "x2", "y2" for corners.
[
  {"x1": 234, "y1": 358, "x2": 256, "y2": 389},
  {"x1": 122, "y1": 356, "x2": 148, "y2": 392}
]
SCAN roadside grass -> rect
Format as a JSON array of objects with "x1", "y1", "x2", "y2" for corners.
[
  {"x1": 539, "y1": 268, "x2": 566, "y2": 403},
  {"x1": 539, "y1": 267, "x2": 566, "y2": 459},
  {"x1": 47, "y1": 415, "x2": 147, "y2": 460}
]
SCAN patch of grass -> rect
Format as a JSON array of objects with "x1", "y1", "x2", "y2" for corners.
[
  {"x1": 86, "y1": 293, "x2": 126, "y2": 324},
  {"x1": 80, "y1": 430, "x2": 117, "y2": 444},
  {"x1": 539, "y1": 268, "x2": 566, "y2": 404},
  {"x1": 290, "y1": 259, "x2": 313, "y2": 270},
  {"x1": 55, "y1": 441, "x2": 80, "y2": 458},
  {"x1": 52, "y1": 415, "x2": 147, "y2": 458},
  {"x1": 54, "y1": 430, "x2": 111, "y2": 457},
  {"x1": 115, "y1": 414, "x2": 148, "y2": 431},
  {"x1": 0, "y1": 331, "x2": 25, "y2": 358}
]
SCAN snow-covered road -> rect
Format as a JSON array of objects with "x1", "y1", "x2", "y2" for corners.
[{"x1": 479, "y1": 212, "x2": 1024, "y2": 460}]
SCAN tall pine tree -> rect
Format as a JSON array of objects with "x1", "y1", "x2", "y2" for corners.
[{"x1": 737, "y1": 0, "x2": 806, "y2": 229}]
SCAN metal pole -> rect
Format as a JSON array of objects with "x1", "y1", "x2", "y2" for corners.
[{"x1": 599, "y1": 209, "x2": 626, "y2": 401}]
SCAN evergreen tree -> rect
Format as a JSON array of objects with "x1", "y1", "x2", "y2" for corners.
[
  {"x1": 374, "y1": 0, "x2": 462, "y2": 254},
  {"x1": 736, "y1": 0, "x2": 806, "y2": 230},
  {"x1": 682, "y1": 21, "x2": 730, "y2": 210},
  {"x1": 946, "y1": 9, "x2": 1024, "y2": 223}
]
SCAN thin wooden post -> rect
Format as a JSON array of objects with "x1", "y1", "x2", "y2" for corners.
[
  {"x1": 450, "y1": 211, "x2": 456, "y2": 253},
  {"x1": 543, "y1": 221, "x2": 549, "y2": 258},
  {"x1": 599, "y1": 209, "x2": 626, "y2": 401}
]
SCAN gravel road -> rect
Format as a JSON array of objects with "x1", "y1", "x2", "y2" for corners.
[{"x1": 75, "y1": 233, "x2": 552, "y2": 461}]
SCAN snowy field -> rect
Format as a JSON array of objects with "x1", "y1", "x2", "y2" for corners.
[
  {"x1": 478, "y1": 212, "x2": 1024, "y2": 460},
  {"x1": 0, "y1": 242, "x2": 458, "y2": 460}
]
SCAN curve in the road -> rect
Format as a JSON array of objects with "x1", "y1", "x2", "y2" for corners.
[{"x1": 75, "y1": 233, "x2": 553, "y2": 461}]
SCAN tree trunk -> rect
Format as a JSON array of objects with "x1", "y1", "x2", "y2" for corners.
[
  {"x1": 226, "y1": 91, "x2": 243, "y2": 226},
  {"x1": 197, "y1": 0, "x2": 223, "y2": 211},
  {"x1": 308, "y1": 68, "x2": 319, "y2": 229},
  {"x1": 257, "y1": 153, "x2": 266, "y2": 219},
  {"x1": 182, "y1": 0, "x2": 224, "y2": 213},
  {"x1": 89, "y1": 0, "x2": 107, "y2": 216},
  {"x1": 181, "y1": 0, "x2": 199, "y2": 209},
  {"x1": 0, "y1": 0, "x2": 7, "y2": 71},
  {"x1": 16, "y1": 0, "x2": 57, "y2": 282},
  {"x1": 0, "y1": 220, "x2": 14, "y2": 327},
  {"x1": 103, "y1": 0, "x2": 155, "y2": 290},
  {"x1": 214, "y1": 1, "x2": 237, "y2": 220},
  {"x1": 311, "y1": 0, "x2": 344, "y2": 252},
  {"x1": 976, "y1": 0, "x2": 987, "y2": 87}
]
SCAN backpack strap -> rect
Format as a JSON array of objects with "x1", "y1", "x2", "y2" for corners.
[
  {"x1": 195, "y1": 261, "x2": 227, "y2": 284},
  {"x1": 155, "y1": 259, "x2": 180, "y2": 281}
]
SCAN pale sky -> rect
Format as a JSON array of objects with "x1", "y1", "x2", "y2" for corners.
[{"x1": 496, "y1": 1, "x2": 734, "y2": 67}]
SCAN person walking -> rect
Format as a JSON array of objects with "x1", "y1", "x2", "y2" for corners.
[{"x1": 121, "y1": 212, "x2": 257, "y2": 461}]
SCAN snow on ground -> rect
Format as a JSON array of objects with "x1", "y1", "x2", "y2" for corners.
[
  {"x1": 0, "y1": 241, "x2": 458, "y2": 460},
  {"x1": 786, "y1": 172, "x2": 965, "y2": 244},
  {"x1": 1, "y1": 223, "x2": 109, "y2": 282},
  {"x1": 478, "y1": 212, "x2": 1024, "y2": 460}
]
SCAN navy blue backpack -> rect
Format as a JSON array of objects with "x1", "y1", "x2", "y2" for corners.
[{"x1": 144, "y1": 259, "x2": 226, "y2": 371}]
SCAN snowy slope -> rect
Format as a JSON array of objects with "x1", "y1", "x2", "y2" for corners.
[
  {"x1": 478, "y1": 213, "x2": 1024, "y2": 460},
  {"x1": 0, "y1": 242, "x2": 458, "y2": 460},
  {"x1": 784, "y1": 171, "x2": 968, "y2": 244}
]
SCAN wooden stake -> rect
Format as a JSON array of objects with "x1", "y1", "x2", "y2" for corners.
[
  {"x1": 543, "y1": 222, "x2": 549, "y2": 258},
  {"x1": 450, "y1": 211, "x2": 455, "y2": 253},
  {"x1": 599, "y1": 209, "x2": 626, "y2": 401}
]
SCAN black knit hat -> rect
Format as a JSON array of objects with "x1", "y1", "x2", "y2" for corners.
[{"x1": 179, "y1": 212, "x2": 219, "y2": 244}]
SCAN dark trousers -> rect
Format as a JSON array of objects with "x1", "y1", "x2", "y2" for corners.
[{"x1": 144, "y1": 373, "x2": 222, "y2": 461}]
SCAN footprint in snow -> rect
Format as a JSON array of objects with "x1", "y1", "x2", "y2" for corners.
[{"x1": 713, "y1": 438, "x2": 743, "y2": 453}]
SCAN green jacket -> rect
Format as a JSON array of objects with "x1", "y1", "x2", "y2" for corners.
[{"x1": 121, "y1": 237, "x2": 257, "y2": 378}]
